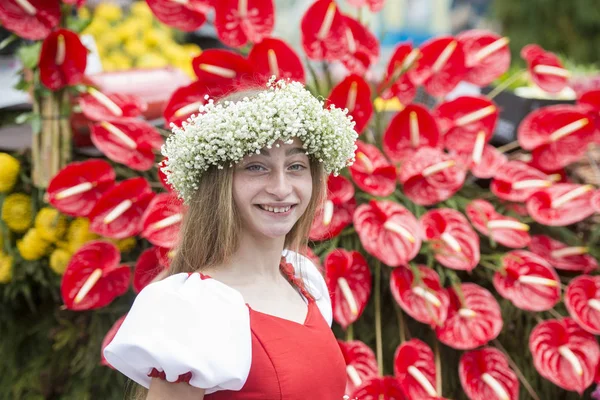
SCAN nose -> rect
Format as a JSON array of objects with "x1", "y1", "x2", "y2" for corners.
[{"x1": 265, "y1": 169, "x2": 293, "y2": 199}]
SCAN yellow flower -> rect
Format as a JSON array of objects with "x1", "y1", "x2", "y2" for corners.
[
  {"x1": 49, "y1": 248, "x2": 72, "y2": 275},
  {"x1": 34, "y1": 207, "x2": 68, "y2": 243},
  {"x1": 83, "y1": 18, "x2": 110, "y2": 37},
  {"x1": 182, "y1": 44, "x2": 202, "y2": 58},
  {"x1": 94, "y1": 3, "x2": 123, "y2": 22},
  {"x1": 17, "y1": 228, "x2": 51, "y2": 261},
  {"x1": 78, "y1": 6, "x2": 91, "y2": 20},
  {"x1": 95, "y1": 32, "x2": 122, "y2": 51},
  {"x1": 106, "y1": 51, "x2": 133, "y2": 70},
  {"x1": 136, "y1": 52, "x2": 169, "y2": 69},
  {"x1": 106, "y1": 236, "x2": 137, "y2": 252},
  {"x1": 65, "y1": 218, "x2": 98, "y2": 253},
  {"x1": 0, "y1": 153, "x2": 20, "y2": 193},
  {"x1": 144, "y1": 29, "x2": 172, "y2": 48},
  {"x1": 0, "y1": 252, "x2": 12, "y2": 283},
  {"x1": 1, "y1": 193, "x2": 32, "y2": 233},
  {"x1": 124, "y1": 39, "x2": 147, "y2": 59},
  {"x1": 130, "y1": 1, "x2": 154, "y2": 19}
]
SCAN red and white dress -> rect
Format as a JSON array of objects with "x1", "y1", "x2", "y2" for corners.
[{"x1": 104, "y1": 251, "x2": 347, "y2": 399}]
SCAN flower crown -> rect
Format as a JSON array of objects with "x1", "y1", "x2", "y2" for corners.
[{"x1": 161, "y1": 77, "x2": 358, "y2": 202}]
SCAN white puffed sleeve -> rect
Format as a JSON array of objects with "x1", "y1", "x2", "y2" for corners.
[
  {"x1": 283, "y1": 250, "x2": 333, "y2": 327},
  {"x1": 103, "y1": 273, "x2": 252, "y2": 394}
]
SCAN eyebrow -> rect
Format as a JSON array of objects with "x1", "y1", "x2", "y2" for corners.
[{"x1": 259, "y1": 147, "x2": 306, "y2": 157}]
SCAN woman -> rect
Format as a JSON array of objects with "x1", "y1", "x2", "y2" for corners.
[{"x1": 104, "y1": 78, "x2": 358, "y2": 399}]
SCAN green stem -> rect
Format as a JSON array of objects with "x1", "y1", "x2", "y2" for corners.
[
  {"x1": 346, "y1": 323, "x2": 354, "y2": 341},
  {"x1": 374, "y1": 259, "x2": 383, "y2": 375},
  {"x1": 322, "y1": 61, "x2": 334, "y2": 94},
  {"x1": 305, "y1": 58, "x2": 322, "y2": 96},
  {"x1": 487, "y1": 69, "x2": 527, "y2": 100},
  {"x1": 395, "y1": 304, "x2": 405, "y2": 343},
  {"x1": 433, "y1": 336, "x2": 442, "y2": 396}
]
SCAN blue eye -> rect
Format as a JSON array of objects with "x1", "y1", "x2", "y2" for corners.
[
  {"x1": 289, "y1": 164, "x2": 306, "y2": 171},
  {"x1": 246, "y1": 165, "x2": 265, "y2": 171}
]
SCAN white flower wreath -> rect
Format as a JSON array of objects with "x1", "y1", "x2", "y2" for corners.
[{"x1": 161, "y1": 77, "x2": 358, "y2": 203}]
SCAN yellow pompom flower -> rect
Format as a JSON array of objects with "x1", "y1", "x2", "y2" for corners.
[
  {"x1": 1, "y1": 193, "x2": 32, "y2": 233},
  {"x1": 0, "y1": 252, "x2": 12, "y2": 283},
  {"x1": 49, "y1": 248, "x2": 72, "y2": 275},
  {"x1": 130, "y1": 1, "x2": 154, "y2": 19},
  {"x1": 17, "y1": 228, "x2": 51, "y2": 261},
  {"x1": 0, "y1": 153, "x2": 20, "y2": 193},
  {"x1": 182, "y1": 43, "x2": 202, "y2": 58},
  {"x1": 65, "y1": 218, "x2": 98, "y2": 252},
  {"x1": 106, "y1": 236, "x2": 137, "y2": 252},
  {"x1": 136, "y1": 52, "x2": 169, "y2": 69},
  {"x1": 34, "y1": 207, "x2": 68, "y2": 243},
  {"x1": 83, "y1": 18, "x2": 110, "y2": 37},
  {"x1": 106, "y1": 51, "x2": 133, "y2": 70},
  {"x1": 78, "y1": 6, "x2": 91, "y2": 20},
  {"x1": 94, "y1": 3, "x2": 123, "y2": 22},
  {"x1": 124, "y1": 39, "x2": 147, "y2": 59}
]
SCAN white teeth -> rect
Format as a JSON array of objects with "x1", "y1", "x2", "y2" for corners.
[{"x1": 259, "y1": 205, "x2": 292, "y2": 213}]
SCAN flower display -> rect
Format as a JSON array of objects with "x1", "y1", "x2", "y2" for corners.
[
  {"x1": 0, "y1": 153, "x2": 20, "y2": 193},
  {"x1": 2, "y1": 193, "x2": 33, "y2": 233}
]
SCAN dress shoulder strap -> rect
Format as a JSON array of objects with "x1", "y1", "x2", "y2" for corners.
[{"x1": 279, "y1": 256, "x2": 315, "y2": 302}]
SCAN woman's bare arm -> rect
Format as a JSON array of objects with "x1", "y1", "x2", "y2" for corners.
[{"x1": 146, "y1": 378, "x2": 205, "y2": 400}]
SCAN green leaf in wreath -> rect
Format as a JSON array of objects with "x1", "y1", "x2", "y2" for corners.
[{"x1": 17, "y1": 42, "x2": 42, "y2": 70}]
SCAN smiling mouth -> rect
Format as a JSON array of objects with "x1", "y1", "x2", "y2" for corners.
[{"x1": 256, "y1": 204, "x2": 295, "y2": 214}]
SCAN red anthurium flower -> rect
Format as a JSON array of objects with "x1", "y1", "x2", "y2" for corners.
[
  {"x1": 163, "y1": 80, "x2": 225, "y2": 128},
  {"x1": 48, "y1": 159, "x2": 115, "y2": 217},
  {"x1": 529, "y1": 235, "x2": 597, "y2": 273},
  {"x1": 526, "y1": 183, "x2": 596, "y2": 226},
  {"x1": 383, "y1": 104, "x2": 441, "y2": 164},
  {"x1": 466, "y1": 199, "x2": 531, "y2": 248},
  {"x1": 301, "y1": 0, "x2": 349, "y2": 61},
  {"x1": 88, "y1": 177, "x2": 155, "y2": 239},
  {"x1": 340, "y1": 15, "x2": 379, "y2": 75},
  {"x1": 353, "y1": 200, "x2": 421, "y2": 266},
  {"x1": 146, "y1": 0, "x2": 209, "y2": 31},
  {"x1": 433, "y1": 96, "x2": 498, "y2": 152},
  {"x1": 379, "y1": 43, "x2": 418, "y2": 106},
  {"x1": 133, "y1": 247, "x2": 168, "y2": 294},
  {"x1": 578, "y1": 90, "x2": 600, "y2": 138},
  {"x1": 518, "y1": 105, "x2": 595, "y2": 170},
  {"x1": 399, "y1": 147, "x2": 466, "y2": 206},
  {"x1": 214, "y1": 0, "x2": 274, "y2": 48},
  {"x1": 435, "y1": 283, "x2": 503, "y2": 350},
  {"x1": 327, "y1": 75, "x2": 373, "y2": 134},
  {"x1": 456, "y1": 29, "x2": 511, "y2": 87},
  {"x1": 390, "y1": 265, "x2": 449, "y2": 327},
  {"x1": 350, "y1": 376, "x2": 406, "y2": 400},
  {"x1": 565, "y1": 275, "x2": 600, "y2": 335},
  {"x1": 394, "y1": 339, "x2": 439, "y2": 398},
  {"x1": 79, "y1": 88, "x2": 147, "y2": 122},
  {"x1": 157, "y1": 158, "x2": 174, "y2": 193},
  {"x1": 493, "y1": 250, "x2": 560, "y2": 312},
  {"x1": 141, "y1": 193, "x2": 184, "y2": 249},
  {"x1": 459, "y1": 347, "x2": 519, "y2": 400},
  {"x1": 155, "y1": 246, "x2": 174, "y2": 269},
  {"x1": 310, "y1": 175, "x2": 355, "y2": 241},
  {"x1": 91, "y1": 118, "x2": 163, "y2": 171},
  {"x1": 346, "y1": 0, "x2": 385, "y2": 12},
  {"x1": 325, "y1": 249, "x2": 371, "y2": 329},
  {"x1": 521, "y1": 44, "x2": 569, "y2": 93},
  {"x1": 248, "y1": 38, "x2": 305, "y2": 84},
  {"x1": 192, "y1": 49, "x2": 254, "y2": 88},
  {"x1": 39, "y1": 29, "x2": 88, "y2": 91},
  {"x1": 592, "y1": 189, "x2": 600, "y2": 213},
  {"x1": 349, "y1": 141, "x2": 396, "y2": 196},
  {"x1": 61, "y1": 241, "x2": 130, "y2": 310},
  {"x1": 490, "y1": 161, "x2": 554, "y2": 202},
  {"x1": 337, "y1": 340, "x2": 379, "y2": 395},
  {"x1": 419, "y1": 208, "x2": 480, "y2": 271},
  {"x1": 0, "y1": 0, "x2": 60, "y2": 40},
  {"x1": 453, "y1": 144, "x2": 507, "y2": 179},
  {"x1": 101, "y1": 314, "x2": 127, "y2": 368},
  {"x1": 529, "y1": 317, "x2": 600, "y2": 394},
  {"x1": 408, "y1": 36, "x2": 467, "y2": 97}
]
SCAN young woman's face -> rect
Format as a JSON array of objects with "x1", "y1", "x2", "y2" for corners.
[{"x1": 232, "y1": 138, "x2": 313, "y2": 240}]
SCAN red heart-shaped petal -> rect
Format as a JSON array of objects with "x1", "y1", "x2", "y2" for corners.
[
  {"x1": 248, "y1": 37, "x2": 305, "y2": 84},
  {"x1": 325, "y1": 249, "x2": 372, "y2": 328},
  {"x1": 310, "y1": 175, "x2": 356, "y2": 241},
  {"x1": 340, "y1": 15, "x2": 380, "y2": 75},
  {"x1": 354, "y1": 200, "x2": 422, "y2": 266},
  {"x1": 0, "y1": 0, "x2": 60, "y2": 40},
  {"x1": 390, "y1": 265, "x2": 449, "y2": 327},
  {"x1": 61, "y1": 241, "x2": 130, "y2": 310},
  {"x1": 456, "y1": 29, "x2": 510, "y2": 87},
  {"x1": 408, "y1": 36, "x2": 467, "y2": 97},
  {"x1": 380, "y1": 43, "x2": 418, "y2": 106},
  {"x1": 88, "y1": 177, "x2": 154, "y2": 239},
  {"x1": 399, "y1": 147, "x2": 466, "y2": 206},
  {"x1": 529, "y1": 235, "x2": 597, "y2": 273},
  {"x1": 48, "y1": 159, "x2": 115, "y2": 217},
  {"x1": 146, "y1": 0, "x2": 209, "y2": 31},
  {"x1": 141, "y1": 193, "x2": 184, "y2": 249},
  {"x1": 192, "y1": 49, "x2": 254, "y2": 88},
  {"x1": 466, "y1": 199, "x2": 531, "y2": 248},
  {"x1": 521, "y1": 44, "x2": 569, "y2": 93},
  {"x1": 301, "y1": 0, "x2": 349, "y2": 61},
  {"x1": 327, "y1": 74, "x2": 373, "y2": 134},
  {"x1": 91, "y1": 119, "x2": 163, "y2": 171},
  {"x1": 383, "y1": 104, "x2": 441, "y2": 164},
  {"x1": 79, "y1": 90, "x2": 147, "y2": 122},
  {"x1": 459, "y1": 347, "x2": 519, "y2": 400},
  {"x1": 435, "y1": 283, "x2": 503, "y2": 350},
  {"x1": 40, "y1": 29, "x2": 87, "y2": 91},
  {"x1": 490, "y1": 161, "x2": 553, "y2": 202},
  {"x1": 394, "y1": 339, "x2": 439, "y2": 398},
  {"x1": 155, "y1": 246, "x2": 174, "y2": 269},
  {"x1": 338, "y1": 339, "x2": 379, "y2": 395},
  {"x1": 350, "y1": 376, "x2": 407, "y2": 400},
  {"x1": 215, "y1": 0, "x2": 274, "y2": 48},
  {"x1": 163, "y1": 81, "x2": 225, "y2": 128},
  {"x1": 419, "y1": 208, "x2": 480, "y2": 271},
  {"x1": 565, "y1": 275, "x2": 600, "y2": 335},
  {"x1": 452, "y1": 144, "x2": 507, "y2": 179},
  {"x1": 529, "y1": 317, "x2": 600, "y2": 394},
  {"x1": 133, "y1": 247, "x2": 167, "y2": 294},
  {"x1": 349, "y1": 141, "x2": 396, "y2": 197},
  {"x1": 493, "y1": 250, "x2": 560, "y2": 311},
  {"x1": 526, "y1": 183, "x2": 596, "y2": 226},
  {"x1": 101, "y1": 314, "x2": 127, "y2": 368}
]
